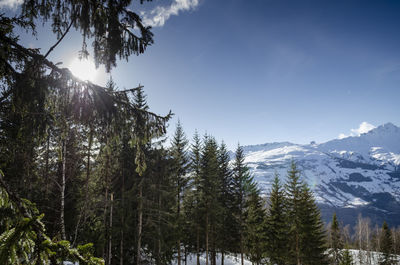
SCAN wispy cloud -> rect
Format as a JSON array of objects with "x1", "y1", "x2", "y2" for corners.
[
  {"x1": 142, "y1": 0, "x2": 200, "y2": 27},
  {"x1": 0, "y1": 0, "x2": 22, "y2": 9},
  {"x1": 338, "y1": 122, "x2": 375, "y2": 139}
]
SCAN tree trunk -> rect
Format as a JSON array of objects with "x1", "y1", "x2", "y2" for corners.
[
  {"x1": 184, "y1": 246, "x2": 187, "y2": 265},
  {"x1": 240, "y1": 225, "x2": 244, "y2": 265},
  {"x1": 221, "y1": 251, "x2": 224, "y2": 265},
  {"x1": 178, "y1": 239, "x2": 181, "y2": 265},
  {"x1": 137, "y1": 183, "x2": 143, "y2": 265},
  {"x1": 296, "y1": 232, "x2": 300, "y2": 265},
  {"x1": 108, "y1": 193, "x2": 113, "y2": 265},
  {"x1": 60, "y1": 139, "x2": 66, "y2": 240},
  {"x1": 120, "y1": 164, "x2": 125, "y2": 265},
  {"x1": 240, "y1": 198, "x2": 244, "y2": 265},
  {"x1": 45, "y1": 130, "x2": 50, "y2": 198},
  {"x1": 178, "y1": 190, "x2": 181, "y2": 265},
  {"x1": 157, "y1": 189, "x2": 161, "y2": 265},
  {"x1": 197, "y1": 227, "x2": 200, "y2": 265},
  {"x1": 206, "y1": 212, "x2": 209, "y2": 265},
  {"x1": 103, "y1": 152, "x2": 109, "y2": 261},
  {"x1": 120, "y1": 228, "x2": 124, "y2": 265},
  {"x1": 211, "y1": 225, "x2": 216, "y2": 265},
  {"x1": 85, "y1": 127, "x2": 93, "y2": 202}
]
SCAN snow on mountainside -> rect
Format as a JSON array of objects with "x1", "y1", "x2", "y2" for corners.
[{"x1": 240, "y1": 123, "x2": 400, "y2": 226}]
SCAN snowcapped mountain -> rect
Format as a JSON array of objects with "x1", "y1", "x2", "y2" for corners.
[{"x1": 240, "y1": 123, "x2": 400, "y2": 226}]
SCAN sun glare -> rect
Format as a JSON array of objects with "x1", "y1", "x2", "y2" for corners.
[{"x1": 68, "y1": 58, "x2": 99, "y2": 82}]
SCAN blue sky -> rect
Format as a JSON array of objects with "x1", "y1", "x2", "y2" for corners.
[{"x1": 5, "y1": 0, "x2": 400, "y2": 149}]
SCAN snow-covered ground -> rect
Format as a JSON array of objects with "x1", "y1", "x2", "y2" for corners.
[
  {"x1": 172, "y1": 250, "x2": 400, "y2": 265},
  {"x1": 347, "y1": 249, "x2": 399, "y2": 265},
  {"x1": 172, "y1": 253, "x2": 252, "y2": 265}
]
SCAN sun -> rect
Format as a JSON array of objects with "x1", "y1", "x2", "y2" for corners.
[{"x1": 68, "y1": 57, "x2": 99, "y2": 82}]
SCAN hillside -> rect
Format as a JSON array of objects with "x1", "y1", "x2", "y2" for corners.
[{"x1": 240, "y1": 123, "x2": 400, "y2": 226}]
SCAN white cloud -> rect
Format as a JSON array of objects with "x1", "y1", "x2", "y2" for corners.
[
  {"x1": 338, "y1": 122, "x2": 376, "y2": 139},
  {"x1": 142, "y1": 0, "x2": 199, "y2": 27},
  {"x1": 350, "y1": 121, "x2": 376, "y2": 135},
  {"x1": 0, "y1": 0, "x2": 22, "y2": 9}
]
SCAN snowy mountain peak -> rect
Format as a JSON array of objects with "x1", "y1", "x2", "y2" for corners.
[
  {"x1": 238, "y1": 123, "x2": 400, "y2": 226},
  {"x1": 241, "y1": 142, "x2": 295, "y2": 153},
  {"x1": 317, "y1": 123, "x2": 400, "y2": 159},
  {"x1": 367, "y1": 122, "x2": 399, "y2": 135}
]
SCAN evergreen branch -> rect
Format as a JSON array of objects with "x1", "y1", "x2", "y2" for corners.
[
  {"x1": 111, "y1": 84, "x2": 144, "y2": 94},
  {"x1": 1, "y1": 34, "x2": 172, "y2": 122},
  {"x1": 0, "y1": 170, "x2": 104, "y2": 265},
  {"x1": 43, "y1": 18, "x2": 74, "y2": 59}
]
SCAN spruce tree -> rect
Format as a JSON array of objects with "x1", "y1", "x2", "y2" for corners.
[
  {"x1": 265, "y1": 174, "x2": 289, "y2": 265},
  {"x1": 189, "y1": 131, "x2": 204, "y2": 265},
  {"x1": 285, "y1": 161, "x2": 303, "y2": 265},
  {"x1": 216, "y1": 142, "x2": 235, "y2": 265},
  {"x1": 170, "y1": 120, "x2": 190, "y2": 265},
  {"x1": 232, "y1": 144, "x2": 257, "y2": 265},
  {"x1": 330, "y1": 213, "x2": 343, "y2": 265},
  {"x1": 298, "y1": 183, "x2": 328, "y2": 265},
  {"x1": 379, "y1": 221, "x2": 394, "y2": 265},
  {"x1": 285, "y1": 162, "x2": 327, "y2": 265},
  {"x1": 244, "y1": 189, "x2": 267, "y2": 265},
  {"x1": 199, "y1": 135, "x2": 220, "y2": 265}
]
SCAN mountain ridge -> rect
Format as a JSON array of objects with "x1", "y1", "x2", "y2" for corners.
[{"x1": 237, "y1": 123, "x2": 400, "y2": 226}]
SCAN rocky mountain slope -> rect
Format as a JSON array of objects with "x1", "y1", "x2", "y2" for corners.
[{"x1": 241, "y1": 123, "x2": 400, "y2": 226}]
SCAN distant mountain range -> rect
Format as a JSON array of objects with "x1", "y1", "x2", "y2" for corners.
[{"x1": 239, "y1": 123, "x2": 400, "y2": 227}]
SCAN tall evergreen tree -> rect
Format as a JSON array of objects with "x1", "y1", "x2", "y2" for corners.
[
  {"x1": 298, "y1": 183, "x2": 328, "y2": 265},
  {"x1": 244, "y1": 189, "x2": 266, "y2": 265},
  {"x1": 170, "y1": 120, "x2": 190, "y2": 265},
  {"x1": 199, "y1": 135, "x2": 221, "y2": 265},
  {"x1": 188, "y1": 131, "x2": 204, "y2": 265},
  {"x1": 285, "y1": 162, "x2": 327, "y2": 265},
  {"x1": 285, "y1": 161, "x2": 303, "y2": 265},
  {"x1": 232, "y1": 144, "x2": 257, "y2": 265},
  {"x1": 330, "y1": 213, "x2": 343, "y2": 265},
  {"x1": 265, "y1": 174, "x2": 289, "y2": 265},
  {"x1": 379, "y1": 221, "x2": 394, "y2": 265},
  {"x1": 216, "y1": 142, "x2": 235, "y2": 265}
]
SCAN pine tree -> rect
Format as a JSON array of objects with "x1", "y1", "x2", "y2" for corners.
[
  {"x1": 188, "y1": 131, "x2": 204, "y2": 265},
  {"x1": 265, "y1": 174, "x2": 289, "y2": 265},
  {"x1": 216, "y1": 142, "x2": 235, "y2": 265},
  {"x1": 198, "y1": 135, "x2": 221, "y2": 265},
  {"x1": 379, "y1": 221, "x2": 394, "y2": 265},
  {"x1": 285, "y1": 161, "x2": 327, "y2": 265},
  {"x1": 232, "y1": 144, "x2": 257, "y2": 265},
  {"x1": 285, "y1": 161, "x2": 303, "y2": 265},
  {"x1": 170, "y1": 120, "x2": 190, "y2": 265},
  {"x1": 330, "y1": 213, "x2": 343, "y2": 265},
  {"x1": 244, "y1": 189, "x2": 266, "y2": 265},
  {"x1": 142, "y1": 147, "x2": 176, "y2": 265},
  {"x1": 298, "y1": 183, "x2": 328, "y2": 265}
]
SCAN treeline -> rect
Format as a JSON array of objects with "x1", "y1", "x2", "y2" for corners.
[
  {"x1": 167, "y1": 127, "x2": 329, "y2": 265},
  {"x1": 0, "y1": 69, "x2": 328, "y2": 264},
  {"x1": 328, "y1": 213, "x2": 400, "y2": 265}
]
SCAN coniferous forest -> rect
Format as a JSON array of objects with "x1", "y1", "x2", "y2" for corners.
[{"x1": 1, "y1": 1, "x2": 400, "y2": 265}]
